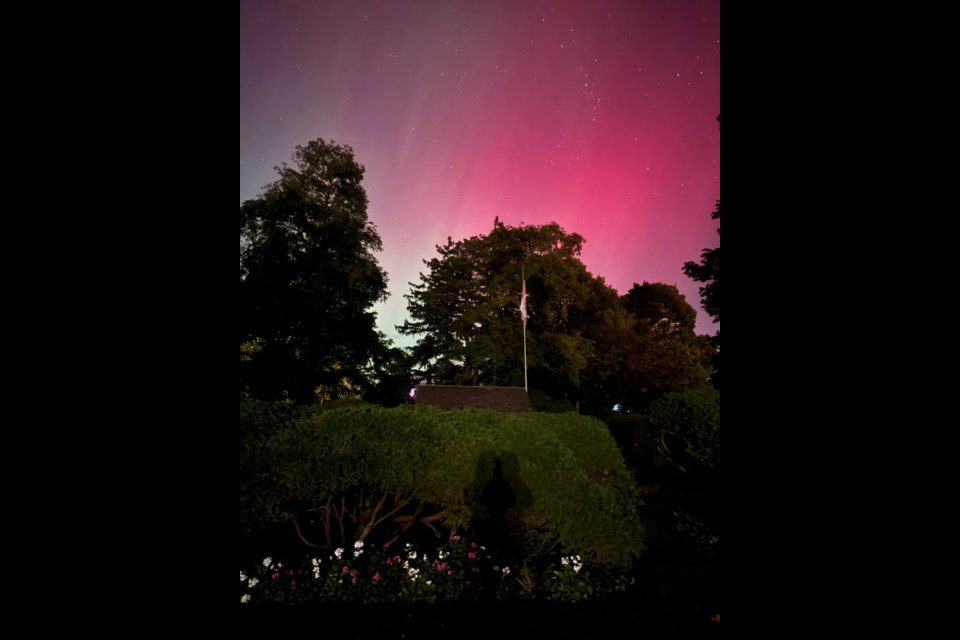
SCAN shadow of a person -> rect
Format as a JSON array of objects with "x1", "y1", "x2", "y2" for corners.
[
  {"x1": 498, "y1": 452, "x2": 533, "y2": 521},
  {"x1": 473, "y1": 451, "x2": 533, "y2": 600},
  {"x1": 478, "y1": 456, "x2": 515, "y2": 544}
]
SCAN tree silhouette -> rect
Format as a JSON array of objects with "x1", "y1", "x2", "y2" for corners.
[
  {"x1": 240, "y1": 139, "x2": 388, "y2": 402},
  {"x1": 682, "y1": 200, "x2": 720, "y2": 328}
]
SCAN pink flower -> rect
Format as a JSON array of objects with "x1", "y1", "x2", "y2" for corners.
[
  {"x1": 272, "y1": 572, "x2": 279, "y2": 580},
  {"x1": 386, "y1": 557, "x2": 393, "y2": 565},
  {"x1": 452, "y1": 535, "x2": 461, "y2": 541},
  {"x1": 447, "y1": 570, "x2": 454, "y2": 575},
  {"x1": 373, "y1": 572, "x2": 381, "y2": 581},
  {"x1": 352, "y1": 576, "x2": 357, "y2": 584},
  {"x1": 468, "y1": 552, "x2": 476, "y2": 559},
  {"x1": 342, "y1": 566, "x2": 349, "y2": 574},
  {"x1": 471, "y1": 542, "x2": 478, "y2": 549},
  {"x1": 394, "y1": 556, "x2": 401, "y2": 563},
  {"x1": 288, "y1": 569, "x2": 294, "y2": 576},
  {"x1": 291, "y1": 580, "x2": 296, "y2": 587},
  {"x1": 384, "y1": 542, "x2": 391, "y2": 549}
]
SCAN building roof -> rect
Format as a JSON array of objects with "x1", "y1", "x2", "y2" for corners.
[{"x1": 413, "y1": 385, "x2": 532, "y2": 412}]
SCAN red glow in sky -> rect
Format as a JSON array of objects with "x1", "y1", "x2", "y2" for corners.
[{"x1": 241, "y1": 0, "x2": 720, "y2": 343}]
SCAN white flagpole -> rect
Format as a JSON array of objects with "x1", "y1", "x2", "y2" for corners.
[{"x1": 522, "y1": 265, "x2": 528, "y2": 392}]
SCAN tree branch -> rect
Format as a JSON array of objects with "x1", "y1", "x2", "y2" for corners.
[
  {"x1": 291, "y1": 516, "x2": 329, "y2": 549},
  {"x1": 369, "y1": 492, "x2": 413, "y2": 533},
  {"x1": 358, "y1": 488, "x2": 395, "y2": 542}
]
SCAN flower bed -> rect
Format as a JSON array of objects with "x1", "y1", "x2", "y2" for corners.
[{"x1": 240, "y1": 535, "x2": 633, "y2": 606}]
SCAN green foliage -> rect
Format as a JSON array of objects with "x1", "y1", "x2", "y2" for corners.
[
  {"x1": 363, "y1": 343, "x2": 415, "y2": 407},
  {"x1": 618, "y1": 282, "x2": 714, "y2": 408},
  {"x1": 239, "y1": 139, "x2": 389, "y2": 403},
  {"x1": 527, "y1": 389, "x2": 577, "y2": 413},
  {"x1": 240, "y1": 399, "x2": 304, "y2": 536},
  {"x1": 541, "y1": 554, "x2": 634, "y2": 602},
  {"x1": 241, "y1": 399, "x2": 645, "y2": 567},
  {"x1": 400, "y1": 219, "x2": 716, "y2": 415},
  {"x1": 398, "y1": 220, "x2": 629, "y2": 410},
  {"x1": 647, "y1": 389, "x2": 720, "y2": 470},
  {"x1": 624, "y1": 281, "x2": 698, "y2": 332}
]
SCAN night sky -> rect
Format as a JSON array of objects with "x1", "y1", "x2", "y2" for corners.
[{"x1": 240, "y1": 0, "x2": 720, "y2": 345}]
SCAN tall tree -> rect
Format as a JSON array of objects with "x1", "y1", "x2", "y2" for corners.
[
  {"x1": 617, "y1": 282, "x2": 713, "y2": 409},
  {"x1": 400, "y1": 220, "x2": 628, "y2": 413},
  {"x1": 240, "y1": 139, "x2": 388, "y2": 402}
]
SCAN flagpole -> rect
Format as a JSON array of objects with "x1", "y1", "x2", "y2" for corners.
[{"x1": 522, "y1": 264, "x2": 528, "y2": 392}]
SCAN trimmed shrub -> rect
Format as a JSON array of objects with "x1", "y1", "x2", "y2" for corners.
[
  {"x1": 646, "y1": 390, "x2": 720, "y2": 470},
  {"x1": 241, "y1": 400, "x2": 644, "y2": 568}
]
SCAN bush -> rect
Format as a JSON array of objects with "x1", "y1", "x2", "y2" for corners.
[
  {"x1": 646, "y1": 390, "x2": 720, "y2": 470},
  {"x1": 241, "y1": 400, "x2": 645, "y2": 569}
]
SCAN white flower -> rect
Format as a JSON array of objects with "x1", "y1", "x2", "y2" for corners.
[
  {"x1": 240, "y1": 571, "x2": 247, "y2": 582},
  {"x1": 241, "y1": 594, "x2": 251, "y2": 604},
  {"x1": 562, "y1": 557, "x2": 570, "y2": 566},
  {"x1": 248, "y1": 578, "x2": 259, "y2": 587},
  {"x1": 571, "y1": 555, "x2": 583, "y2": 573},
  {"x1": 354, "y1": 540, "x2": 364, "y2": 549},
  {"x1": 409, "y1": 552, "x2": 417, "y2": 560},
  {"x1": 425, "y1": 580, "x2": 432, "y2": 586},
  {"x1": 334, "y1": 548, "x2": 344, "y2": 559},
  {"x1": 312, "y1": 567, "x2": 321, "y2": 579},
  {"x1": 312, "y1": 557, "x2": 321, "y2": 567},
  {"x1": 262, "y1": 557, "x2": 272, "y2": 567},
  {"x1": 502, "y1": 566, "x2": 511, "y2": 576}
]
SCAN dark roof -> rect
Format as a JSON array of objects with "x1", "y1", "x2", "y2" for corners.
[{"x1": 413, "y1": 385, "x2": 532, "y2": 412}]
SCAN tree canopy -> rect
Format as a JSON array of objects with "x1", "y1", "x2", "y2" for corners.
[
  {"x1": 400, "y1": 220, "x2": 619, "y2": 409},
  {"x1": 240, "y1": 139, "x2": 389, "y2": 402},
  {"x1": 400, "y1": 220, "x2": 711, "y2": 415},
  {"x1": 617, "y1": 282, "x2": 714, "y2": 409}
]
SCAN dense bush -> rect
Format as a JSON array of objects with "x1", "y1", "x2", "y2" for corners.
[
  {"x1": 241, "y1": 400, "x2": 645, "y2": 568},
  {"x1": 240, "y1": 399, "x2": 303, "y2": 536},
  {"x1": 646, "y1": 390, "x2": 720, "y2": 470}
]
